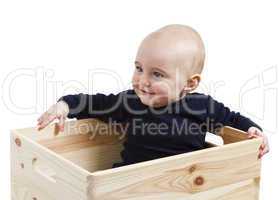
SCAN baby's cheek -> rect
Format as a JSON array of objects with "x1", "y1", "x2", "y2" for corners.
[
  {"x1": 132, "y1": 72, "x2": 142, "y2": 81},
  {"x1": 152, "y1": 84, "x2": 173, "y2": 103},
  {"x1": 153, "y1": 82, "x2": 170, "y2": 94},
  {"x1": 131, "y1": 75, "x2": 138, "y2": 83},
  {"x1": 160, "y1": 85, "x2": 178, "y2": 100},
  {"x1": 152, "y1": 86, "x2": 167, "y2": 98}
]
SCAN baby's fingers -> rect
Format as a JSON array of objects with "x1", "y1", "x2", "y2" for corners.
[
  {"x1": 37, "y1": 110, "x2": 53, "y2": 125},
  {"x1": 37, "y1": 114, "x2": 57, "y2": 130},
  {"x1": 262, "y1": 146, "x2": 270, "y2": 155},
  {"x1": 37, "y1": 114, "x2": 45, "y2": 125},
  {"x1": 258, "y1": 147, "x2": 269, "y2": 159},
  {"x1": 58, "y1": 115, "x2": 66, "y2": 132},
  {"x1": 248, "y1": 132, "x2": 258, "y2": 139},
  {"x1": 258, "y1": 140, "x2": 269, "y2": 159}
]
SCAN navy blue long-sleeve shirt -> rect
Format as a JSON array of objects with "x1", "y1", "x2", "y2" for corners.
[{"x1": 59, "y1": 89, "x2": 262, "y2": 168}]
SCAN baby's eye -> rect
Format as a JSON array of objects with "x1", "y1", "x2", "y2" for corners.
[
  {"x1": 153, "y1": 71, "x2": 164, "y2": 79},
  {"x1": 135, "y1": 66, "x2": 143, "y2": 72}
]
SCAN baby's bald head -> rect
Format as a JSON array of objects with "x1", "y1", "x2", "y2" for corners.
[{"x1": 136, "y1": 24, "x2": 205, "y2": 77}]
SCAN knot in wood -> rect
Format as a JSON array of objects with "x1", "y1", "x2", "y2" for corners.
[
  {"x1": 189, "y1": 165, "x2": 196, "y2": 173},
  {"x1": 194, "y1": 176, "x2": 204, "y2": 186},
  {"x1": 15, "y1": 138, "x2": 21, "y2": 147}
]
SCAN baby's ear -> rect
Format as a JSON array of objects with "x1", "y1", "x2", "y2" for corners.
[{"x1": 184, "y1": 74, "x2": 201, "y2": 92}]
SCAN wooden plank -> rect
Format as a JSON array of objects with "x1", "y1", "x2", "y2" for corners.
[
  {"x1": 37, "y1": 130, "x2": 125, "y2": 172},
  {"x1": 14, "y1": 118, "x2": 122, "y2": 141},
  {"x1": 12, "y1": 177, "x2": 55, "y2": 200},
  {"x1": 218, "y1": 126, "x2": 250, "y2": 144},
  {"x1": 38, "y1": 133, "x2": 125, "y2": 154},
  {"x1": 89, "y1": 138, "x2": 262, "y2": 199},
  {"x1": 11, "y1": 130, "x2": 91, "y2": 200},
  {"x1": 60, "y1": 144, "x2": 123, "y2": 172},
  {"x1": 87, "y1": 179, "x2": 258, "y2": 200}
]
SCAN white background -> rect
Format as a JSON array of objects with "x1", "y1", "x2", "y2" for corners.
[{"x1": 0, "y1": 0, "x2": 278, "y2": 199}]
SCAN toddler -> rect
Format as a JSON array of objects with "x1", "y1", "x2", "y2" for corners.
[{"x1": 37, "y1": 24, "x2": 269, "y2": 168}]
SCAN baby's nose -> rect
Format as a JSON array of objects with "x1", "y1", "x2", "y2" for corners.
[{"x1": 140, "y1": 76, "x2": 151, "y2": 87}]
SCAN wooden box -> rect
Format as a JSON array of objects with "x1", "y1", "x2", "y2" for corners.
[{"x1": 11, "y1": 118, "x2": 262, "y2": 200}]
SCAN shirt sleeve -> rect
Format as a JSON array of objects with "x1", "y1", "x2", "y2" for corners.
[
  {"x1": 206, "y1": 95, "x2": 263, "y2": 133},
  {"x1": 58, "y1": 90, "x2": 128, "y2": 123}
]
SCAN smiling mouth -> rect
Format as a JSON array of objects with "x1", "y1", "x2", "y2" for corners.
[{"x1": 139, "y1": 89, "x2": 155, "y2": 95}]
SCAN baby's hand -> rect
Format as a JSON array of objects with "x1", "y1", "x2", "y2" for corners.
[
  {"x1": 247, "y1": 127, "x2": 270, "y2": 159},
  {"x1": 37, "y1": 101, "x2": 69, "y2": 132}
]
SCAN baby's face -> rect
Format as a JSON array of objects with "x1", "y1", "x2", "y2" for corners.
[
  {"x1": 132, "y1": 42, "x2": 192, "y2": 108},
  {"x1": 132, "y1": 25, "x2": 204, "y2": 108}
]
